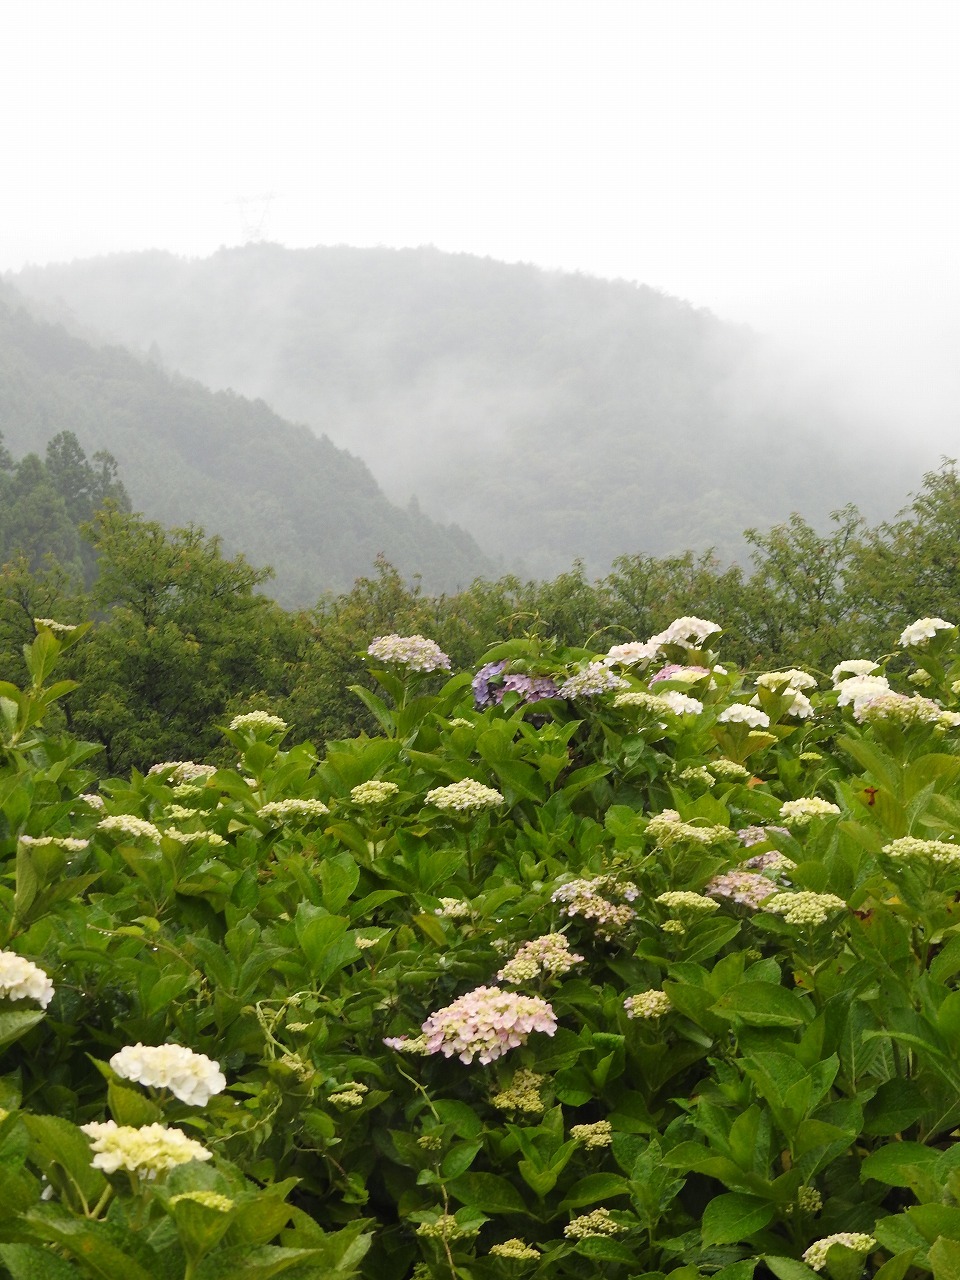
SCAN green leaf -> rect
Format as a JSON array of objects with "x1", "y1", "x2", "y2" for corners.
[
  {"x1": 861, "y1": 1142, "x2": 943, "y2": 1188},
  {"x1": 714, "y1": 983, "x2": 812, "y2": 1028},
  {"x1": 0, "y1": 1243, "x2": 80, "y2": 1280},
  {"x1": 863, "y1": 1078, "x2": 928, "y2": 1136},
  {"x1": 701, "y1": 1192, "x2": 775, "y2": 1245},
  {"x1": 930, "y1": 1238, "x2": 960, "y2": 1280},
  {"x1": 764, "y1": 1257, "x2": 821, "y2": 1280},
  {"x1": 446, "y1": 1171, "x2": 527, "y2": 1214},
  {"x1": 559, "y1": 1173, "x2": 631, "y2": 1209},
  {"x1": 0, "y1": 1010, "x2": 45, "y2": 1050},
  {"x1": 108, "y1": 1081, "x2": 163, "y2": 1127}
]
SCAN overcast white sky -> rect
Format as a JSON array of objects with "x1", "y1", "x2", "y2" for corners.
[{"x1": 4, "y1": 0, "x2": 960, "y2": 432}]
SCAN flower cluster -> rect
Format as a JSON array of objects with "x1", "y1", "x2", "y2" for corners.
[
  {"x1": 737, "y1": 823, "x2": 789, "y2": 846},
  {"x1": 0, "y1": 950, "x2": 55, "y2": 1008},
  {"x1": 489, "y1": 1239, "x2": 541, "y2": 1259},
  {"x1": 551, "y1": 876, "x2": 637, "y2": 937},
  {"x1": 571, "y1": 1120, "x2": 613, "y2": 1148},
  {"x1": 497, "y1": 933, "x2": 584, "y2": 983},
  {"x1": 854, "y1": 691, "x2": 960, "y2": 729},
  {"x1": 416, "y1": 1215, "x2": 478, "y2": 1240},
  {"x1": 491, "y1": 1068, "x2": 546, "y2": 1113},
  {"x1": 882, "y1": 837, "x2": 960, "y2": 866},
  {"x1": 557, "y1": 662, "x2": 627, "y2": 699},
  {"x1": 756, "y1": 668, "x2": 817, "y2": 690},
  {"x1": 802, "y1": 1233, "x2": 876, "y2": 1272},
  {"x1": 717, "y1": 704, "x2": 770, "y2": 728},
  {"x1": 779, "y1": 797, "x2": 841, "y2": 827},
  {"x1": 258, "y1": 798, "x2": 329, "y2": 823},
  {"x1": 434, "y1": 897, "x2": 472, "y2": 918},
  {"x1": 679, "y1": 765, "x2": 714, "y2": 787},
  {"x1": 765, "y1": 891, "x2": 847, "y2": 927},
  {"x1": 604, "y1": 640, "x2": 660, "y2": 667},
  {"x1": 383, "y1": 1033, "x2": 429, "y2": 1054},
  {"x1": 564, "y1": 1208, "x2": 626, "y2": 1239},
  {"x1": 655, "y1": 891, "x2": 720, "y2": 915},
  {"x1": 646, "y1": 809, "x2": 732, "y2": 848},
  {"x1": 329, "y1": 1082, "x2": 368, "y2": 1108},
  {"x1": 420, "y1": 986, "x2": 557, "y2": 1064},
  {"x1": 650, "y1": 616, "x2": 721, "y2": 649},
  {"x1": 832, "y1": 660, "x2": 880, "y2": 682},
  {"x1": 78, "y1": 792, "x2": 105, "y2": 810},
  {"x1": 836, "y1": 674, "x2": 891, "y2": 711},
  {"x1": 349, "y1": 780, "x2": 399, "y2": 804},
  {"x1": 367, "y1": 633, "x2": 451, "y2": 672},
  {"x1": 162, "y1": 828, "x2": 227, "y2": 846},
  {"x1": 743, "y1": 850, "x2": 795, "y2": 874},
  {"x1": 705, "y1": 871, "x2": 779, "y2": 909},
  {"x1": 18, "y1": 835, "x2": 88, "y2": 852},
  {"x1": 81, "y1": 1121, "x2": 211, "y2": 1176},
  {"x1": 624, "y1": 990, "x2": 671, "y2": 1019},
  {"x1": 147, "y1": 761, "x2": 217, "y2": 783},
  {"x1": 425, "y1": 779, "x2": 503, "y2": 811},
  {"x1": 228, "y1": 710, "x2": 288, "y2": 733},
  {"x1": 797, "y1": 1186, "x2": 823, "y2": 1214},
  {"x1": 109, "y1": 1043, "x2": 226, "y2": 1106},
  {"x1": 899, "y1": 617, "x2": 954, "y2": 647},
  {"x1": 614, "y1": 690, "x2": 702, "y2": 719},
  {"x1": 34, "y1": 618, "x2": 77, "y2": 633},
  {"x1": 711, "y1": 758, "x2": 750, "y2": 781},
  {"x1": 97, "y1": 815, "x2": 162, "y2": 842},
  {"x1": 170, "y1": 1190, "x2": 234, "y2": 1212},
  {"x1": 649, "y1": 663, "x2": 711, "y2": 686}
]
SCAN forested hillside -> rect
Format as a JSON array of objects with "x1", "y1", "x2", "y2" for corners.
[
  {"x1": 0, "y1": 281, "x2": 491, "y2": 605},
  {"x1": 13, "y1": 244, "x2": 921, "y2": 576}
]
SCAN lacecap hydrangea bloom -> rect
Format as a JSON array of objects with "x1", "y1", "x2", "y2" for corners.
[
  {"x1": 802, "y1": 1233, "x2": 876, "y2": 1272},
  {"x1": 109, "y1": 1043, "x2": 226, "y2": 1106},
  {"x1": 551, "y1": 876, "x2": 637, "y2": 937},
  {"x1": 420, "y1": 986, "x2": 557, "y2": 1064},
  {"x1": 350, "y1": 780, "x2": 399, "y2": 804},
  {"x1": 779, "y1": 797, "x2": 841, "y2": 827},
  {"x1": 367, "y1": 633, "x2": 451, "y2": 672},
  {"x1": 425, "y1": 779, "x2": 503, "y2": 811},
  {"x1": 557, "y1": 662, "x2": 627, "y2": 699},
  {"x1": 564, "y1": 1208, "x2": 626, "y2": 1239},
  {"x1": 855, "y1": 692, "x2": 960, "y2": 729},
  {"x1": 883, "y1": 837, "x2": 960, "y2": 866},
  {"x1": 624, "y1": 990, "x2": 671, "y2": 1019},
  {"x1": 0, "y1": 950, "x2": 55, "y2": 1008},
  {"x1": 706, "y1": 871, "x2": 778, "y2": 909},
  {"x1": 899, "y1": 617, "x2": 954, "y2": 647},
  {"x1": 655, "y1": 891, "x2": 720, "y2": 915},
  {"x1": 497, "y1": 933, "x2": 584, "y2": 983},
  {"x1": 228, "y1": 710, "x2": 288, "y2": 733},
  {"x1": 97, "y1": 815, "x2": 163, "y2": 842},
  {"x1": 81, "y1": 1120, "x2": 211, "y2": 1176},
  {"x1": 147, "y1": 761, "x2": 217, "y2": 783},
  {"x1": 765, "y1": 891, "x2": 847, "y2": 927},
  {"x1": 491, "y1": 1068, "x2": 546, "y2": 1113},
  {"x1": 258, "y1": 798, "x2": 329, "y2": 823}
]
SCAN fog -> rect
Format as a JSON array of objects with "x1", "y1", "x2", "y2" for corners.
[{"x1": 3, "y1": 0, "x2": 959, "y2": 513}]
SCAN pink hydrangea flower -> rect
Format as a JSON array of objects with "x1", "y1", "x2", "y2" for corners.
[{"x1": 421, "y1": 986, "x2": 558, "y2": 1064}]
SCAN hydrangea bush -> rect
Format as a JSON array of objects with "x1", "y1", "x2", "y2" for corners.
[{"x1": 6, "y1": 619, "x2": 960, "y2": 1276}]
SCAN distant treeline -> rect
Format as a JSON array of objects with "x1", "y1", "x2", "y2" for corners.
[{"x1": 2, "y1": 429, "x2": 958, "y2": 775}]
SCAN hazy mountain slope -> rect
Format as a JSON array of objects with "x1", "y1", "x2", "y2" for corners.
[
  {"x1": 13, "y1": 245, "x2": 919, "y2": 576},
  {"x1": 0, "y1": 282, "x2": 492, "y2": 605}
]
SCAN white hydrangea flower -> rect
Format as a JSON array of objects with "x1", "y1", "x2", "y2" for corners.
[
  {"x1": 109, "y1": 1043, "x2": 226, "y2": 1106},
  {"x1": 882, "y1": 837, "x2": 960, "y2": 866},
  {"x1": 78, "y1": 792, "x2": 105, "y2": 810},
  {"x1": 33, "y1": 618, "x2": 77, "y2": 634},
  {"x1": 649, "y1": 616, "x2": 722, "y2": 648},
  {"x1": 658, "y1": 690, "x2": 704, "y2": 716},
  {"x1": 350, "y1": 780, "x2": 399, "y2": 804},
  {"x1": 0, "y1": 950, "x2": 55, "y2": 1008},
  {"x1": 717, "y1": 704, "x2": 770, "y2": 728},
  {"x1": 756, "y1": 669, "x2": 817, "y2": 691},
  {"x1": 899, "y1": 617, "x2": 954, "y2": 647},
  {"x1": 779, "y1": 797, "x2": 841, "y2": 827},
  {"x1": 97, "y1": 815, "x2": 162, "y2": 842},
  {"x1": 18, "y1": 835, "x2": 88, "y2": 852},
  {"x1": 802, "y1": 1233, "x2": 875, "y2": 1272},
  {"x1": 425, "y1": 780, "x2": 504, "y2": 811},
  {"x1": 258, "y1": 798, "x2": 330, "y2": 823},
  {"x1": 367, "y1": 633, "x2": 451, "y2": 672},
  {"x1": 228, "y1": 711, "x2": 288, "y2": 733},
  {"x1": 81, "y1": 1120, "x2": 211, "y2": 1176},
  {"x1": 624, "y1": 990, "x2": 671, "y2": 1018},
  {"x1": 557, "y1": 663, "x2": 627, "y2": 699},
  {"x1": 765, "y1": 891, "x2": 847, "y2": 927},
  {"x1": 604, "y1": 640, "x2": 660, "y2": 667},
  {"x1": 832, "y1": 660, "x2": 880, "y2": 683}
]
